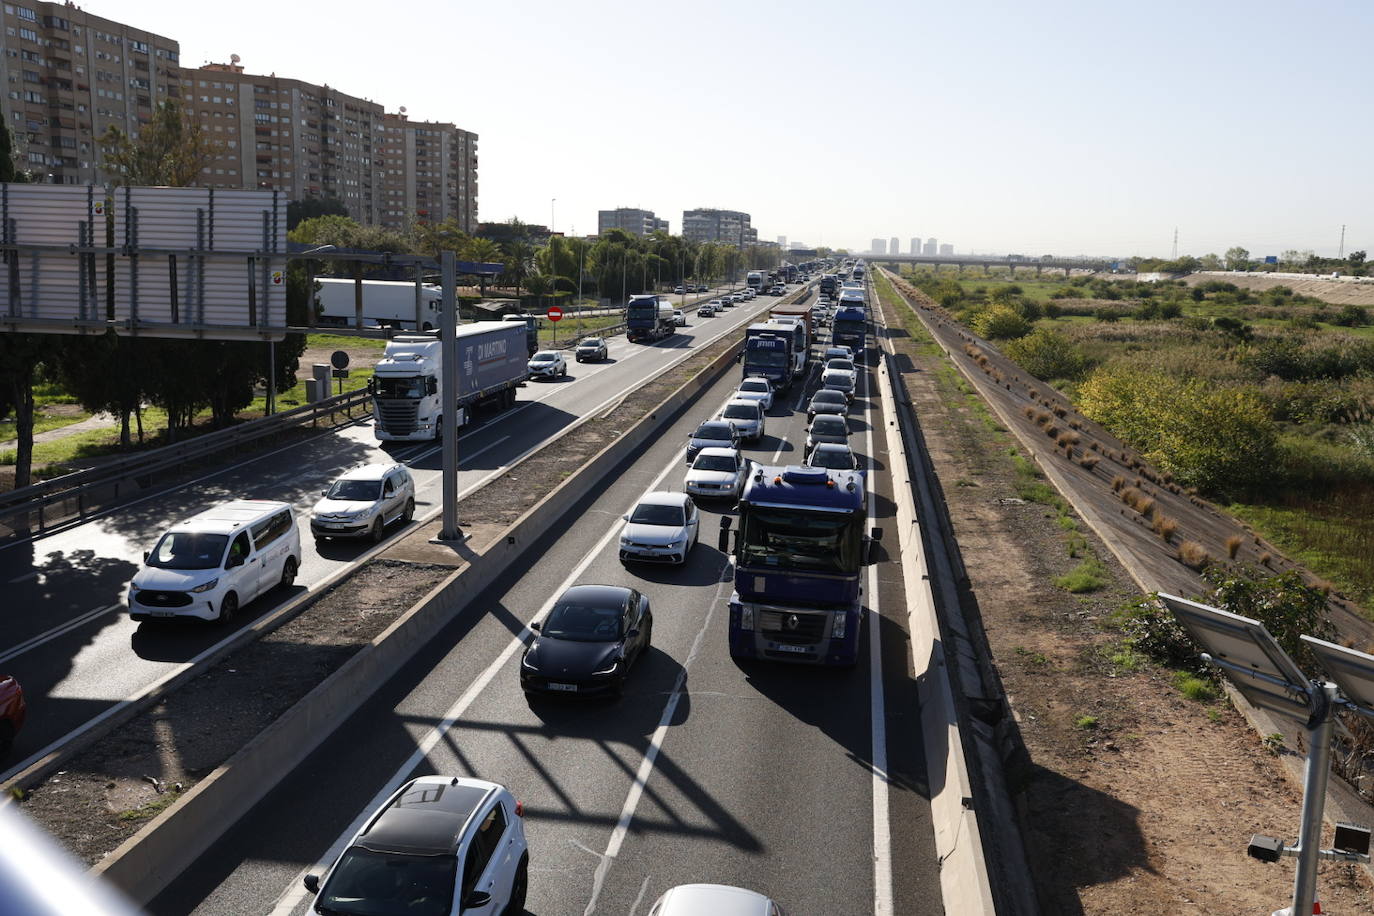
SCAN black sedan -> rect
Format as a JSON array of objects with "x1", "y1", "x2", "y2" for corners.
[
  {"x1": 807, "y1": 388, "x2": 849, "y2": 422},
  {"x1": 521, "y1": 585, "x2": 652, "y2": 698}
]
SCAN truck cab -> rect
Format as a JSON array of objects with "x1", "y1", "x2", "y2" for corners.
[{"x1": 742, "y1": 325, "x2": 794, "y2": 392}]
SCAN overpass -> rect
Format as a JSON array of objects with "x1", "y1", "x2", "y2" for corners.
[{"x1": 860, "y1": 253, "x2": 1117, "y2": 275}]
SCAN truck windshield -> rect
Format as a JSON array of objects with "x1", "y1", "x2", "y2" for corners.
[
  {"x1": 626, "y1": 306, "x2": 661, "y2": 320},
  {"x1": 318, "y1": 846, "x2": 456, "y2": 916},
  {"x1": 739, "y1": 508, "x2": 861, "y2": 574},
  {"x1": 744, "y1": 349, "x2": 788, "y2": 369},
  {"x1": 375, "y1": 376, "x2": 425, "y2": 399},
  {"x1": 833, "y1": 319, "x2": 864, "y2": 335},
  {"x1": 147, "y1": 532, "x2": 229, "y2": 570}
]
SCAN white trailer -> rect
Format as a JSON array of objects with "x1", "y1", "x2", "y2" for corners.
[{"x1": 316, "y1": 278, "x2": 444, "y2": 331}]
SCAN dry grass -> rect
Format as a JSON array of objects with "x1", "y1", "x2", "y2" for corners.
[
  {"x1": 1154, "y1": 515, "x2": 1179, "y2": 541},
  {"x1": 1045, "y1": 424, "x2": 1060, "y2": 438},
  {"x1": 1028, "y1": 388, "x2": 1039, "y2": 400},
  {"x1": 1120, "y1": 486, "x2": 1143, "y2": 508},
  {"x1": 1111, "y1": 475, "x2": 1126, "y2": 492},
  {"x1": 1079, "y1": 454, "x2": 1100, "y2": 470},
  {"x1": 1226, "y1": 535, "x2": 1243, "y2": 559},
  {"x1": 1136, "y1": 497, "x2": 1156, "y2": 519},
  {"x1": 1178, "y1": 540, "x2": 1212, "y2": 570},
  {"x1": 1035, "y1": 412, "x2": 1051, "y2": 427},
  {"x1": 1052, "y1": 405, "x2": 1067, "y2": 418},
  {"x1": 1260, "y1": 551, "x2": 1273, "y2": 567},
  {"x1": 1023, "y1": 406, "x2": 1037, "y2": 420}
]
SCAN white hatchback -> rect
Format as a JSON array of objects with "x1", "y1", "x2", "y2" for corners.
[{"x1": 734, "y1": 376, "x2": 774, "y2": 411}]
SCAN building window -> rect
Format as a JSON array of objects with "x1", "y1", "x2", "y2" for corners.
[{"x1": 19, "y1": 27, "x2": 37, "y2": 42}]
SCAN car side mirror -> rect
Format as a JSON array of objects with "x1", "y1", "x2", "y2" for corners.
[
  {"x1": 871, "y1": 527, "x2": 883, "y2": 542},
  {"x1": 464, "y1": 890, "x2": 492, "y2": 909},
  {"x1": 303, "y1": 874, "x2": 320, "y2": 895},
  {"x1": 321, "y1": 490, "x2": 328, "y2": 497},
  {"x1": 717, "y1": 516, "x2": 733, "y2": 553},
  {"x1": 530, "y1": 621, "x2": 542, "y2": 632}
]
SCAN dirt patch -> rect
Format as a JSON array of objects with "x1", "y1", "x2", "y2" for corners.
[
  {"x1": 15, "y1": 328, "x2": 742, "y2": 868},
  {"x1": 876, "y1": 274, "x2": 1374, "y2": 914},
  {"x1": 1184, "y1": 272, "x2": 1374, "y2": 307}
]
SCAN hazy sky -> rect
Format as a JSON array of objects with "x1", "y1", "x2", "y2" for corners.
[{"x1": 115, "y1": 0, "x2": 1368, "y2": 257}]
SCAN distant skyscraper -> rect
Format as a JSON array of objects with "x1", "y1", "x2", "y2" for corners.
[
  {"x1": 888, "y1": 237, "x2": 898, "y2": 254},
  {"x1": 777, "y1": 235, "x2": 787, "y2": 249},
  {"x1": 922, "y1": 238, "x2": 938, "y2": 256},
  {"x1": 871, "y1": 238, "x2": 885, "y2": 254},
  {"x1": 910, "y1": 237, "x2": 921, "y2": 255},
  {"x1": 939, "y1": 243, "x2": 954, "y2": 256}
]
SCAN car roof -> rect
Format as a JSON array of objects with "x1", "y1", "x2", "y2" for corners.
[
  {"x1": 696, "y1": 447, "x2": 740, "y2": 460},
  {"x1": 812, "y1": 442, "x2": 852, "y2": 454},
  {"x1": 559, "y1": 584, "x2": 634, "y2": 607},
  {"x1": 358, "y1": 776, "x2": 498, "y2": 856},
  {"x1": 175, "y1": 499, "x2": 291, "y2": 531},
  {"x1": 812, "y1": 412, "x2": 847, "y2": 423},
  {"x1": 655, "y1": 884, "x2": 773, "y2": 915},
  {"x1": 532, "y1": 350, "x2": 558, "y2": 358},
  {"x1": 337, "y1": 462, "x2": 402, "y2": 482},
  {"x1": 638, "y1": 490, "x2": 691, "y2": 508},
  {"x1": 579, "y1": 337, "x2": 603, "y2": 344},
  {"x1": 694, "y1": 420, "x2": 733, "y2": 434},
  {"x1": 811, "y1": 389, "x2": 846, "y2": 400},
  {"x1": 723, "y1": 398, "x2": 760, "y2": 408},
  {"x1": 740, "y1": 377, "x2": 770, "y2": 386}
]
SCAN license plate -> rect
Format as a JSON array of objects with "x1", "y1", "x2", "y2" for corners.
[
  {"x1": 546, "y1": 683, "x2": 577, "y2": 692},
  {"x1": 771, "y1": 643, "x2": 810, "y2": 654},
  {"x1": 150, "y1": 610, "x2": 176, "y2": 618},
  {"x1": 325, "y1": 523, "x2": 347, "y2": 530}
]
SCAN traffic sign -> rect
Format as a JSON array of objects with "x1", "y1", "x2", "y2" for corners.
[
  {"x1": 546, "y1": 306, "x2": 563, "y2": 322},
  {"x1": 330, "y1": 350, "x2": 350, "y2": 370}
]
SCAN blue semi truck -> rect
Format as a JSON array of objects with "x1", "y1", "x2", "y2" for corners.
[
  {"x1": 717, "y1": 464, "x2": 880, "y2": 666},
  {"x1": 742, "y1": 325, "x2": 795, "y2": 391},
  {"x1": 626, "y1": 294, "x2": 676, "y2": 343}
]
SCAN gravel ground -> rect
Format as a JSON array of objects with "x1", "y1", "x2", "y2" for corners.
[{"x1": 17, "y1": 329, "x2": 742, "y2": 869}]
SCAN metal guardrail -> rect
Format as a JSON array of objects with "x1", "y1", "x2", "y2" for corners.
[{"x1": 0, "y1": 388, "x2": 372, "y2": 543}]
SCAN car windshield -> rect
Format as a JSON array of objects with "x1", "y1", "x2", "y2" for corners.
[
  {"x1": 629, "y1": 503, "x2": 685, "y2": 526},
  {"x1": 828, "y1": 359, "x2": 855, "y2": 372},
  {"x1": 811, "y1": 448, "x2": 853, "y2": 469},
  {"x1": 813, "y1": 417, "x2": 847, "y2": 436},
  {"x1": 543, "y1": 601, "x2": 624, "y2": 642},
  {"x1": 723, "y1": 404, "x2": 757, "y2": 420},
  {"x1": 739, "y1": 507, "x2": 862, "y2": 574},
  {"x1": 695, "y1": 425, "x2": 731, "y2": 441},
  {"x1": 147, "y1": 532, "x2": 229, "y2": 570},
  {"x1": 824, "y1": 372, "x2": 853, "y2": 387},
  {"x1": 693, "y1": 454, "x2": 738, "y2": 472},
  {"x1": 375, "y1": 376, "x2": 425, "y2": 399},
  {"x1": 812, "y1": 393, "x2": 845, "y2": 408},
  {"x1": 740, "y1": 381, "x2": 769, "y2": 394},
  {"x1": 318, "y1": 846, "x2": 456, "y2": 916},
  {"x1": 326, "y1": 479, "x2": 382, "y2": 502},
  {"x1": 580, "y1": 338, "x2": 603, "y2": 347},
  {"x1": 531, "y1": 352, "x2": 557, "y2": 361}
]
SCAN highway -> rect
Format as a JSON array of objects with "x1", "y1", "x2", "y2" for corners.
[
  {"x1": 150, "y1": 313, "x2": 943, "y2": 915},
  {"x1": 0, "y1": 289, "x2": 785, "y2": 782}
]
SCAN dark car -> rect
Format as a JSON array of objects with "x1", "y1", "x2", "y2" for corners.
[
  {"x1": 805, "y1": 413, "x2": 850, "y2": 458},
  {"x1": 807, "y1": 389, "x2": 849, "y2": 422},
  {"x1": 521, "y1": 585, "x2": 653, "y2": 698},
  {"x1": 686, "y1": 419, "x2": 739, "y2": 464},
  {"x1": 0, "y1": 675, "x2": 26, "y2": 756},
  {"x1": 575, "y1": 337, "x2": 608, "y2": 362}
]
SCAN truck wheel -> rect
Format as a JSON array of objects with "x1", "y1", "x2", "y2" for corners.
[{"x1": 433, "y1": 417, "x2": 443, "y2": 442}]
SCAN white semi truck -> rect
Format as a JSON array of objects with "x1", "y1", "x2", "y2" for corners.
[
  {"x1": 369, "y1": 323, "x2": 529, "y2": 442},
  {"x1": 317, "y1": 278, "x2": 444, "y2": 331}
]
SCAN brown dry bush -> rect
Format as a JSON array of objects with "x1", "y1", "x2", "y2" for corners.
[
  {"x1": 1226, "y1": 535, "x2": 1243, "y2": 559},
  {"x1": 1057, "y1": 432, "x2": 1073, "y2": 449},
  {"x1": 1120, "y1": 486, "x2": 1142, "y2": 508},
  {"x1": 1069, "y1": 419, "x2": 1081, "y2": 430},
  {"x1": 1052, "y1": 405, "x2": 1067, "y2": 418},
  {"x1": 1066, "y1": 431, "x2": 1081, "y2": 445},
  {"x1": 1111, "y1": 475, "x2": 1126, "y2": 492},
  {"x1": 1035, "y1": 412, "x2": 1051, "y2": 427},
  {"x1": 1023, "y1": 406, "x2": 1036, "y2": 419},
  {"x1": 1089, "y1": 441, "x2": 1100, "y2": 452},
  {"x1": 1136, "y1": 497, "x2": 1156, "y2": 519},
  {"x1": 1079, "y1": 454, "x2": 1100, "y2": 470},
  {"x1": 1045, "y1": 424, "x2": 1060, "y2": 438},
  {"x1": 1177, "y1": 540, "x2": 1211, "y2": 569},
  {"x1": 1154, "y1": 515, "x2": 1178, "y2": 541},
  {"x1": 1028, "y1": 388, "x2": 1039, "y2": 400}
]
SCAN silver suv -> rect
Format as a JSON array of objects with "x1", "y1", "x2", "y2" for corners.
[{"x1": 311, "y1": 463, "x2": 416, "y2": 542}]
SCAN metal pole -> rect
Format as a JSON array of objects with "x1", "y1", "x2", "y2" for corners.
[
  {"x1": 1291, "y1": 684, "x2": 1336, "y2": 916},
  {"x1": 267, "y1": 338, "x2": 275, "y2": 416},
  {"x1": 439, "y1": 251, "x2": 460, "y2": 540},
  {"x1": 413, "y1": 262, "x2": 423, "y2": 331}
]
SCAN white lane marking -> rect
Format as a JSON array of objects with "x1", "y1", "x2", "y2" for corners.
[
  {"x1": 266, "y1": 421, "x2": 698, "y2": 916},
  {"x1": 864, "y1": 356, "x2": 893, "y2": 916},
  {"x1": 581, "y1": 578, "x2": 725, "y2": 916},
  {"x1": 0, "y1": 605, "x2": 118, "y2": 666}
]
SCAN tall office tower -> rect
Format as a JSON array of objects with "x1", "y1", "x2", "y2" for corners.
[
  {"x1": 870, "y1": 238, "x2": 885, "y2": 254},
  {"x1": 910, "y1": 237, "x2": 921, "y2": 254},
  {"x1": 889, "y1": 237, "x2": 899, "y2": 254},
  {"x1": 922, "y1": 238, "x2": 938, "y2": 256}
]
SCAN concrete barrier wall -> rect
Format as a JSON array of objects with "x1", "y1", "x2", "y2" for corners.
[{"x1": 92, "y1": 339, "x2": 743, "y2": 904}]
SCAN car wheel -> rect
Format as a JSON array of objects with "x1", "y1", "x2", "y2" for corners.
[
  {"x1": 279, "y1": 556, "x2": 297, "y2": 590},
  {"x1": 403, "y1": 498, "x2": 415, "y2": 523},
  {"x1": 503, "y1": 854, "x2": 529, "y2": 915},
  {"x1": 370, "y1": 518, "x2": 385, "y2": 543},
  {"x1": 219, "y1": 592, "x2": 238, "y2": 624}
]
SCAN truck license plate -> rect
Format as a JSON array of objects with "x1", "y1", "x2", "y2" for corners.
[
  {"x1": 772, "y1": 643, "x2": 809, "y2": 654},
  {"x1": 547, "y1": 683, "x2": 577, "y2": 692}
]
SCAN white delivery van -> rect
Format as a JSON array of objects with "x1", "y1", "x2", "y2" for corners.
[{"x1": 128, "y1": 500, "x2": 301, "y2": 623}]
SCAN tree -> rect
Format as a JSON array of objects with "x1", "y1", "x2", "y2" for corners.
[
  {"x1": 1223, "y1": 246, "x2": 1251, "y2": 271},
  {"x1": 0, "y1": 334, "x2": 55, "y2": 489},
  {"x1": 1003, "y1": 328, "x2": 1091, "y2": 381},
  {"x1": 1199, "y1": 253, "x2": 1222, "y2": 270},
  {"x1": 1348, "y1": 250, "x2": 1367, "y2": 268},
  {"x1": 287, "y1": 197, "x2": 348, "y2": 231},
  {"x1": 972, "y1": 305, "x2": 1032, "y2": 340},
  {"x1": 99, "y1": 99, "x2": 219, "y2": 186}
]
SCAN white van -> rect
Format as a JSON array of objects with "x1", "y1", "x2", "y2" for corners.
[{"x1": 128, "y1": 500, "x2": 301, "y2": 623}]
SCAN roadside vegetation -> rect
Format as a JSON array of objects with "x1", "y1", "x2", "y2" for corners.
[{"x1": 905, "y1": 266, "x2": 1374, "y2": 609}]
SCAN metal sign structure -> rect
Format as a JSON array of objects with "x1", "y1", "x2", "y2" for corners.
[
  {"x1": 1159, "y1": 593, "x2": 1373, "y2": 916},
  {"x1": 0, "y1": 183, "x2": 285, "y2": 340}
]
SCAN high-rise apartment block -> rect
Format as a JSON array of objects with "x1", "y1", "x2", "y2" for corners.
[
  {"x1": 870, "y1": 238, "x2": 885, "y2": 254},
  {"x1": 682, "y1": 208, "x2": 755, "y2": 247},
  {"x1": 598, "y1": 207, "x2": 668, "y2": 237},
  {"x1": 0, "y1": 5, "x2": 479, "y2": 230},
  {"x1": 777, "y1": 235, "x2": 786, "y2": 249},
  {"x1": 910, "y1": 237, "x2": 921, "y2": 255},
  {"x1": 0, "y1": 1, "x2": 181, "y2": 184},
  {"x1": 922, "y1": 238, "x2": 938, "y2": 256},
  {"x1": 889, "y1": 237, "x2": 899, "y2": 255},
  {"x1": 939, "y1": 243, "x2": 954, "y2": 256}
]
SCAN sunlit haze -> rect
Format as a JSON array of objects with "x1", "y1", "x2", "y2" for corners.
[{"x1": 115, "y1": 0, "x2": 1369, "y2": 257}]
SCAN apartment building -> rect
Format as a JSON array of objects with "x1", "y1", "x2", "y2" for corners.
[
  {"x1": 0, "y1": 1, "x2": 180, "y2": 184},
  {"x1": 597, "y1": 207, "x2": 667, "y2": 237},
  {"x1": 682, "y1": 208, "x2": 755, "y2": 247},
  {"x1": 378, "y1": 112, "x2": 477, "y2": 232}
]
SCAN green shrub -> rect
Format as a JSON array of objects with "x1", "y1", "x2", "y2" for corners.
[
  {"x1": 972, "y1": 305, "x2": 1032, "y2": 340},
  {"x1": 1093, "y1": 306, "x2": 1126, "y2": 322},
  {"x1": 1043, "y1": 302, "x2": 1063, "y2": 319},
  {"x1": 1332, "y1": 305, "x2": 1369, "y2": 327},
  {"x1": 1203, "y1": 566, "x2": 1335, "y2": 672},
  {"x1": 1003, "y1": 328, "x2": 1091, "y2": 381},
  {"x1": 1110, "y1": 595, "x2": 1208, "y2": 673},
  {"x1": 1055, "y1": 558, "x2": 1108, "y2": 593},
  {"x1": 1172, "y1": 672, "x2": 1219, "y2": 702}
]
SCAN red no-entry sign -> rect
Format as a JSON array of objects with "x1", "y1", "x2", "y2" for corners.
[{"x1": 546, "y1": 306, "x2": 563, "y2": 322}]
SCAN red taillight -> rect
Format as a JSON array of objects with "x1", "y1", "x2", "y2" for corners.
[{"x1": 515, "y1": 800, "x2": 524, "y2": 817}]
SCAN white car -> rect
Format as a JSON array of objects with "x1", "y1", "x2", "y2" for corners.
[
  {"x1": 684, "y1": 447, "x2": 750, "y2": 500},
  {"x1": 823, "y1": 345, "x2": 853, "y2": 363},
  {"x1": 825, "y1": 357, "x2": 856, "y2": 374},
  {"x1": 707, "y1": 298, "x2": 725, "y2": 311},
  {"x1": 719, "y1": 398, "x2": 766, "y2": 443},
  {"x1": 619, "y1": 491, "x2": 699, "y2": 564},
  {"x1": 649, "y1": 884, "x2": 784, "y2": 916},
  {"x1": 311, "y1": 463, "x2": 416, "y2": 542},
  {"x1": 305, "y1": 776, "x2": 528, "y2": 915},
  {"x1": 673, "y1": 285, "x2": 686, "y2": 294},
  {"x1": 527, "y1": 350, "x2": 567, "y2": 379},
  {"x1": 734, "y1": 376, "x2": 774, "y2": 410},
  {"x1": 673, "y1": 309, "x2": 687, "y2": 326}
]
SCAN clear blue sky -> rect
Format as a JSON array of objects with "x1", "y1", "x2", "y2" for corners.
[{"x1": 119, "y1": 0, "x2": 1369, "y2": 257}]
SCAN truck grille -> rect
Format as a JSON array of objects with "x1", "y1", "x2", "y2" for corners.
[
  {"x1": 376, "y1": 400, "x2": 419, "y2": 435},
  {"x1": 759, "y1": 609, "x2": 826, "y2": 644}
]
